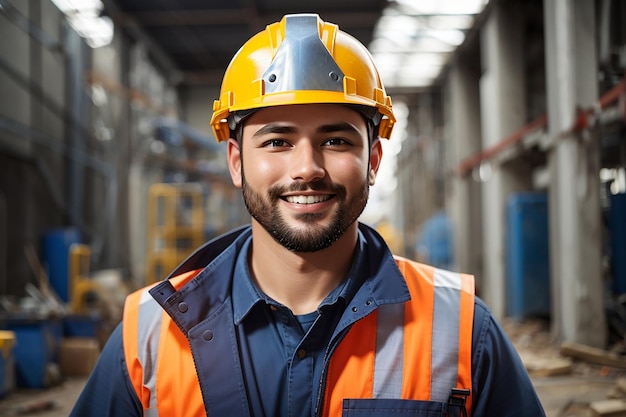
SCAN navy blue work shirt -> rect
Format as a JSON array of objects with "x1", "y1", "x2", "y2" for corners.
[
  {"x1": 233, "y1": 235, "x2": 368, "y2": 417},
  {"x1": 70, "y1": 230, "x2": 545, "y2": 416}
]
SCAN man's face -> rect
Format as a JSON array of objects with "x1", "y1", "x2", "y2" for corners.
[{"x1": 227, "y1": 104, "x2": 382, "y2": 252}]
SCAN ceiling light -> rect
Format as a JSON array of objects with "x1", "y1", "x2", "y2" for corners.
[
  {"x1": 371, "y1": 0, "x2": 489, "y2": 88},
  {"x1": 51, "y1": 0, "x2": 113, "y2": 48}
]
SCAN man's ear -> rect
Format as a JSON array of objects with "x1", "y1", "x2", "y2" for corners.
[
  {"x1": 227, "y1": 138, "x2": 243, "y2": 188},
  {"x1": 368, "y1": 138, "x2": 383, "y2": 186}
]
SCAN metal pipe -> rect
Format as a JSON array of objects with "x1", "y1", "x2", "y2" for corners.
[{"x1": 456, "y1": 75, "x2": 626, "y2": 177}]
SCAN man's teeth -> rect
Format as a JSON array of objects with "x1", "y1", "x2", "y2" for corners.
[{"x1": 285, "y1": 195, "x2": 330, "y2": 204}]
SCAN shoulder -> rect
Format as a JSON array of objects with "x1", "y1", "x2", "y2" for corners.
[
  {"x1": 469, "y1": 298, "x2": 546, "y2": 415},
  {"x1": 70, "y1": 324, "x2": 142, "y2": 416},
  {"x1": 471, "y1": 297, "x2": 492, "y2": 342},
  {"x1": 470, "y1": 296, "x2": 511, "y2": 358}
]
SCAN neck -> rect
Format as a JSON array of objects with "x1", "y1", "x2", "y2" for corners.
[{"x1": 248, "y1": 221, "x2": 358, "y2": 315}]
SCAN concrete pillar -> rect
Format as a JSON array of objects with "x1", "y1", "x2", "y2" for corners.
[
  {"x1": 445, "y1": 57, "x2": 483, "y2": 279},
  {"x1": 478, "y1": 2, "x2": 526, "y2": 318},
  {"x1": 544, "y1": 0, "x2": 606, "y2": 346},
  {"x1": 416, "y1": 92, "x2": 440, "y2": 217},
  {"x1": 66, "y1": 26, "x2": 89, "y2": 232},
  {"x1": 402, "y1": 94, "x2": 438, "y2": 238}
]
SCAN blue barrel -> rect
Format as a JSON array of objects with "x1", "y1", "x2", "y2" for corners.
[
  {"x1": 505, "y1": 192, "x2": 551, "y2": 320},
  {"x1": 610, "y1": 193, "x2": 626, "y2": 294},
  {"x1": 41, "y1": 228, "x2": 81, "y2": 302},
  {"x1": 5, "y1": 317, "x2": 62, "y2": 388}
]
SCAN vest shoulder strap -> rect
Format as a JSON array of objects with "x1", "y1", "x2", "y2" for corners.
[{"x1": 123, "y1": 269, "x2": 205, "y2": 415}]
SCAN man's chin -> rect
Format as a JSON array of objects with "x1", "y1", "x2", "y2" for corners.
[{"x1": 269, "y1": 224, "x2": 342, "y2": 252}]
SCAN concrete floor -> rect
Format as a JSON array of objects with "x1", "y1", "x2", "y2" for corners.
[
  {"x1": 535, "y1": 375, "x2": 620, "y2": 416},
  {"x1": 0, "y1": 377, "x2": 86, "y2": 417},
  {"x1": 0, "y1": 320, "x2": 623, "y2": 416}
]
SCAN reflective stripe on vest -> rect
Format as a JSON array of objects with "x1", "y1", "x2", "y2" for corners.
[
  {"x1": 137, "y1": 289, "x2": 162, "y2": 416},
  {"x1": 373, "y1": 302, "x2": 404, "y2": 398},
  {"x1": 432, "y1": 268, "x2": 464, "y2": 401}
]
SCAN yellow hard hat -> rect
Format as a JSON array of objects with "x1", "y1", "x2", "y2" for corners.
[{"x1": 210, "y1": 13, "x2": 395, "y2": 142}]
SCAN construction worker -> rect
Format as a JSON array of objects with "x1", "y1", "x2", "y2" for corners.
[{"x1": 71, "y1": 14, "x2": 545, "y2": 416}]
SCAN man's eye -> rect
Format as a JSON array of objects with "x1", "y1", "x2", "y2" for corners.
[
  {"x1": 263, "y1": 139, "x2": 289, "y2": 148},
  {"x1": 324, "y1": 138, "x2": 350, "y2": 146}
]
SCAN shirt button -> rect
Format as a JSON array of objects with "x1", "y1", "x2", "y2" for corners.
[
  {"x1": 297, "y1": 349, "x2": 306, "y2": 359},
  {"x1": 270, "y1": 305, "x2": 278, "y2": 312},
  {"x1": 280, "y1": 315, "x2": 289, "y2": 324},
  {"x1": 202, "y1": 330, "x2": 214, "y2": 341},
  {"x1": 178, "y1": 302, "x2": 188, "y2": 313}
]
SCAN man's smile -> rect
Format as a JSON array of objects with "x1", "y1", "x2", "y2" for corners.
[{"x1": 283, "y1": 194, "x2": 334, "y2": 204}]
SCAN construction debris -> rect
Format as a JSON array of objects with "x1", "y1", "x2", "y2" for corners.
[
  {"x1": 1, "y1": 399, "x2": 58, "y2": 416},
  {"x1": 561, "y1": 341, "x2": 626, "y2": 370}
]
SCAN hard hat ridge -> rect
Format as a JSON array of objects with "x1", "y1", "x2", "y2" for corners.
[{"x1": 263, "y1": 14, "x2": 344, "y2": 94}]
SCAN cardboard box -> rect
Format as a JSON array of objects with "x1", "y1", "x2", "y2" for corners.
[{"x1": 58, "y1": 337, "x2": 100, "y2": 377}]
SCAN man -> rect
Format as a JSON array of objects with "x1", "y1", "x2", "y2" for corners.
[{"x1": 71, "y1": 13, "x2": 545, "y2": 416}]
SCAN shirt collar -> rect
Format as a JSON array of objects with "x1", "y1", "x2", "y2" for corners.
[
  {"x1": 232, "y1": 236, "x2": 264, "y2": 324},
  {"x1": 231, "y1": 231, "x2": 369, "y2": 324}
]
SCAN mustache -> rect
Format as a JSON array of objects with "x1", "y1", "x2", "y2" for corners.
[{"x1": 268, "y1": 180, "x2": 345, "y2": 198}]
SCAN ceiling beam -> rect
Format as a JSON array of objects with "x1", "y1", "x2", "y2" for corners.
[
  {"x1": 111, "y1": 9, "x2": 381, "y2": 28},
  {"x1": 101, "y1": 0, "x2": 184, "y2": 84}
]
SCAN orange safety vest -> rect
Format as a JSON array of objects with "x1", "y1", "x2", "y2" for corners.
[{"x1": 123, "y1": 257, "x2": 475, "y2": 417}]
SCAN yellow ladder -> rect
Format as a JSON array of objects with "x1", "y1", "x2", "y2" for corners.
[{"x1": 145, "y1": 183, "x2": 205, "y2": 285}]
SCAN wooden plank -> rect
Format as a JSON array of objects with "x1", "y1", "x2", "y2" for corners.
[
  {"x1": 560, "y1": 341, "x2": 626, "y2": 369},
  {"x1": 617, "y1": 378, "x2": 626, "y2": 394},
  {"x1": 520, "y1": 352, "x2": 572, "y2": 377},
  {"x1": 590, "y1": 399, "x2": 626, "y2": 417}
]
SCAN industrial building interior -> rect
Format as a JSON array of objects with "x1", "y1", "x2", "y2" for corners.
[{"x1": 0, "y1": 0, "x2": 626, "y2": 415}]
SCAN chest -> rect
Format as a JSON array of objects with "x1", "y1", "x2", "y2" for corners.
[{"x1": 237, "y1": 303, "x2": 341, "y2": 417}]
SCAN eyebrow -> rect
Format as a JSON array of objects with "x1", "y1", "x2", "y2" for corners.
[
  {"x1": 251, "y1": 122, "x2": 362, "y2": 139},
  {"x1": 316, "y1": 122, "x2": 362, "y2": 136},
  {"x1": 251, "y1": 124, "x2": 297, "y2": 138}
]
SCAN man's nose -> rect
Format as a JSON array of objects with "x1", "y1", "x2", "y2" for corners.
[{"x1": 289, "y1": 143, "x2": 325, "y2": 182}]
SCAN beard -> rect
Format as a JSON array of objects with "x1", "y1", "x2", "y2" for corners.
[{"x1": 242, "y1": 174, "x2": 369, "y2": 253}]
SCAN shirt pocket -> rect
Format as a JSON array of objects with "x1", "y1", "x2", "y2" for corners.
[{"x1": 342, "y1": 398, "x2": 447, "y2": 417}]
